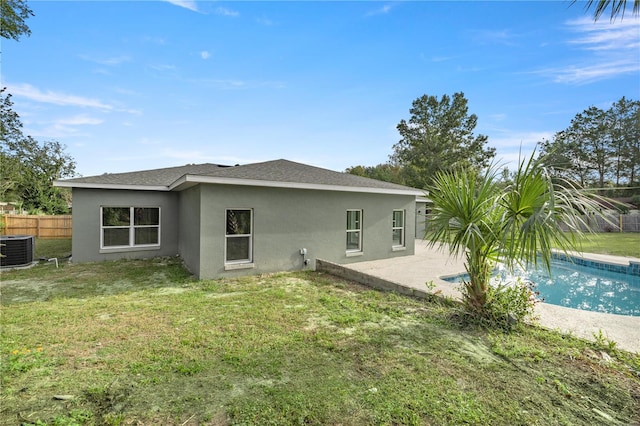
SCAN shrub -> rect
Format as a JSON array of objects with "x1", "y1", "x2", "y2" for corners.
[{"x1": 459, "y1": 278, "x2": 541, "y2": 331}]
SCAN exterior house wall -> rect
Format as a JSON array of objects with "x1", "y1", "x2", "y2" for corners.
[
  {"x1": 197, "y1": 184, "x2": 416, "y2": 279},
  {"x1": 69, "y1": 184, "x2": 417, "y2": 279},
  {"x1": 177, "y1": 185, "x2": 202, "y2": 276},
  {"x1": 70, "y1": 188, "x2": 179, "y2": 262}
]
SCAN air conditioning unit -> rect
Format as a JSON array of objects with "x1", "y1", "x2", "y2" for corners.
[{"x1": 0, "y1": 235, "x2": 35, "y2": 268}]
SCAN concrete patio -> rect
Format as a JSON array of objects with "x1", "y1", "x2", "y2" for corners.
[{"x1": 337, "y1": 240, "x2": 640, "y2": 354}]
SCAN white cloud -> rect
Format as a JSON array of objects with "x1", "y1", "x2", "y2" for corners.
[
  {"x1": 114, "y1": 87, "x2": 141, "y2": 96},
  {"x1": 164, "y1": 0, "x2": 198, "y2": 12},
  {"x1": 430, "y1": 55, "x2": 458, "y2": 63},
  {"x1": 566, "y1": 16, "x2": 640, "y2": 51},
  {"x1": 57, "y1": 115, "x2": 103, "y2": 126},
  {"x1": 149, "y1": 64, "x2": 177, "y2": 72},
  {"x1": 200, "y1": 51, "x2": 211, "y2": 60},
  {"x1": 7, "y1": 83, "x2": 115, "y2": 110},
  {"x1": 256, "y1": 16, "x2": 274, "y2": 26},
  {"x1": 470, "y1": 29, "x2": 519, "y2": 46},
  {"x1": 190, "y1": 78, "x2": 286, "y2": 90},
  {"x1": 215, "y1": 7, "x2": 239, "y2": 17},
  {"x1": 42, "y1": 125, "x2": 81, "y2": 138},
  {"x1": 32, "y1": 115, "x2": 103, "y2": 139},
  {"x1": 486, "y1": 130, "x2": 553, "y2": 169},
  {"x1": 79, "y1": 54, "x2": 130, "y2": 66},
  {"x1": 6, "y1": 83, "x2": 142, "y2": 115},
  {"x1": 142, "y1": 36, "x2": 167, "y2": 45},
  {"x1": 366, "y1": 3, "x2": 396, "y2": 17},
  {"x1": 489, "y1": 130, "x2": 552, "y2": 150},
  {"x1": 487, "y1": 113, "x2": 507, "y2": 122},
  {"x1": 541, "y1": 59, "x2": 640, "y2": 85},
  {"x1": 533, "y1": 16, "x2": 640, "y2": 84}
]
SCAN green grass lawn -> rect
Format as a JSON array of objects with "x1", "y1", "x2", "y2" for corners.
[
  {"x1": 575, "y1": 233, "x2": 640, "y2": 258},
  {"x1": 1, "y1": 258, "x2": 639, "y2": 425},
  {"x1": 34, "y1": 238, "x2": 73, "y2": 259}
]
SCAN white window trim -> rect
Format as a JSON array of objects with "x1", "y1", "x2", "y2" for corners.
[
  {"x1": 224, "y1": 262, "x2": 255, "y2": 271},
  {"x1": 224, "y1": 208, "x2": 253, "y2": 265},
  {"x1": 346, "y1": 209, "x2": 363, "y2": 254},
  {"x1": 100, "y1": 206, "x2": 161, "y2": 251},
  {"x1": 346, "y1": 251, "x2": 364, "y2": 257},
  {"x1": 392, "y1": 209, "x2": 406, "y2": 249}
]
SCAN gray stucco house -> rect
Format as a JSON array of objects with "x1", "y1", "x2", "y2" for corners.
[{"x1": 55, "y1": 159, "x2": 424, "y2": 279}]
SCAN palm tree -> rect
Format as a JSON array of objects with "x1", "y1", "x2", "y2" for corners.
[
  {"x1": 426, "y1": 153, "x2": 603, "y2": 317},
  {"x1": 578, "y1": 0, "x2": 640, "y2": 21}
]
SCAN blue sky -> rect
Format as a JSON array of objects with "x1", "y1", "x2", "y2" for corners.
[{"x1": 3, "y1": 1, "x2": 639, "y2": 177}]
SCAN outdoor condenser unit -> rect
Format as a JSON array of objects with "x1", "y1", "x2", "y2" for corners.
[{"x1": 0, "y1": 235, "x2": 35, "y2": 268}]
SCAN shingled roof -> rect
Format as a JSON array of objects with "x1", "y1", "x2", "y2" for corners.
[{"x1": 55, "y1": 159, "x2": 423, "y2": 196}]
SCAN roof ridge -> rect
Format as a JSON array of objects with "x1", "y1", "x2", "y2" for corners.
[{"x1": 55, "y1": 159, "x2": 424, "y2": 196}]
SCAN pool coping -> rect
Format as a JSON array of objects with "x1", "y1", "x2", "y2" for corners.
[{"x1": 553, "y1": 250, "x2": 640, "y2": 276}]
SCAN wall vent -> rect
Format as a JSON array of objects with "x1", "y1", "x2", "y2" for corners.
[{"x1": 0, "y1": 235, "x2": 35, "y2": 268}]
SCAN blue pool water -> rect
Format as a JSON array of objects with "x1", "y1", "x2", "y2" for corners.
[{"x1": 444, "y1": 259, "x2": 640, "y2": 316}]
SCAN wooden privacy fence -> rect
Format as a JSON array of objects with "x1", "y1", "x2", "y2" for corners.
[
  {"x1": 0, "y1": 214, "x2": 72, "y2": 239},
  {"x1": 585, "y1": 213, "x2": 640, "y2": 233}
]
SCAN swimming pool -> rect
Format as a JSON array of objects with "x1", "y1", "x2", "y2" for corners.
[{"x1": 443, "y1": 256, "x2": 640, "y2": 317}]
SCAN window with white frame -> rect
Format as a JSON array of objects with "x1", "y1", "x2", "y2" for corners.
[
  {"x1": 346, "y1": 209, "x2": 362, "y2": 252},
  {"x1": 101, "y1": 207, "x2": 160, "y2": 248},
  {"x1": 392, "y1": 209, "x2": 405, "y2": 247},
  {"x1": 225, "y1": 209, "x2": 253, "y2": 263}
]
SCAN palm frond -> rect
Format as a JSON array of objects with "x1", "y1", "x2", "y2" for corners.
[
  {"x1": 577, "y1": 0, "x2": 640, "y2": 21},
  {"x1": 426, "y1": 164, "x2": 501, "y2": 258}
]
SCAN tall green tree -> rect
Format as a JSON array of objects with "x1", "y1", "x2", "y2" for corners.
[
  {"x1": 609, "y1": 97, "x2": 640, "y2": 186},
  {"x1": 1, "y1": 88, "x2": 76, "y2": 213},
  {"x1": 1, "y1": 0, "x2": 34, "y2": 41},
  {"x1": 391, "y1": 93, "x2": 495, "y2": 189},
  {"x1": 426, "y1": 153, "x2": 603, "y2": 320},
  {"x1": 570, "y1": 106, "x2": 610, "y2": 188}
]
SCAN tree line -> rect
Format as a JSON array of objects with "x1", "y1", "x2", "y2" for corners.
[
  {"x1": 347, "y1": 94, "x2": 640, "y2": 200},
  {"x1": 1, "y1": 88, "x2": 76, "y2": 214},
  {"x1": 540, "y1": 98, "x2": 640, "y2": 190},
  {"x1": 1, "y1": 0, "x2": 76, "y2": 214}
]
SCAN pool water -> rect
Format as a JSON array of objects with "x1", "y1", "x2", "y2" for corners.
[{"x1": 446, "y1": 259, "x2": 640, "y2": 316}]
